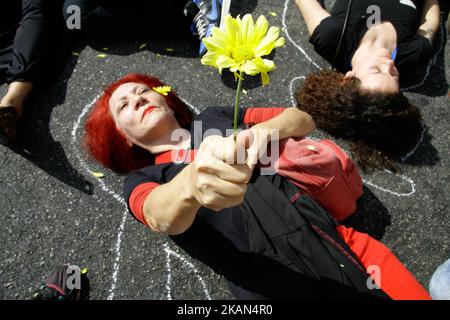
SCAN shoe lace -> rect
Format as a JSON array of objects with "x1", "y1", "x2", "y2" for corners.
[{"x1": 194, "y1": 13, "x2": 208, "y2": 39}]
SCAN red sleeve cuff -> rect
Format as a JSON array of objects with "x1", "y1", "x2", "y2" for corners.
[
  {"x1": 129, "y1": 182, "x2": 160, "y2": 225},
  {"x1": 243, "y1": 107, "x2": 286, "y2": 125}
]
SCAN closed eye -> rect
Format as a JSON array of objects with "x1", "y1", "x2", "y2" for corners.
[{"x1": 120, "y1": 102, "x2": 128, "y2": 111}]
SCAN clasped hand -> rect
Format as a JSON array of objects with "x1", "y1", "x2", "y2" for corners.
[{"x1": 188, "y1": 129, "x2": 269, "y2": 211}]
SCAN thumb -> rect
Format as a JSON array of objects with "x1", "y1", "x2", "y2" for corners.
[{"x1": 235, "y1": 129, "x2": 254, "y2": 150}]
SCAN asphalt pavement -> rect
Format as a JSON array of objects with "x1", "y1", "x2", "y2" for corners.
[{"x1": 0, "y1": 0, "x2": 449, "y2": 300}]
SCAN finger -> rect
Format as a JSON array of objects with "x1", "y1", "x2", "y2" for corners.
[
  {"x1": 235, "y1": 129, "x2": 254, "y2": 150},
  {"x1": 199, "y1": 178, "x2": 247, "y2": 209},
  {"x1": 198, "y1": 155, "x2": 251, "y2": 183},
  {"x1": 210, "y1": 136, "x2": 248, "y2": 165},
  {"x1": 247, "y1": 149, "x2": 258, "y2": 171}
]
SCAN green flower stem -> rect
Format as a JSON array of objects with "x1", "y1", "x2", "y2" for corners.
[{"x1": 233, "y1": 72, "x2": 244, "y2": 142}]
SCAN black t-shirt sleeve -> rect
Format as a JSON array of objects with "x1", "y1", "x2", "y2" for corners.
[
  {"x1": 397, "y1": 35, "x2": 433, "y2": 86},
  {"x1": 123, "y1": 163, "x2": 185, "y2": 210},
  {"x1": 309, "y1": 16, "x2": 342, "y2": 64}
]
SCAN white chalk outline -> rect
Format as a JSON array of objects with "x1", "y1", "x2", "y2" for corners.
[
  {"x1": 400, "y1": 122, "x2": 426, "y2": 163},
  {"x1": 362, "y1": 170, "x2": 416, "y2": 197},
  {"x1": 163, "y1": 243, "x2": 211, "y2": 300},
  {"x1": 289, "y1": 76, "x2": 305, "y2": 106},
  {"x1": 71, "y1": 96, "x2": 129, "y2": 300},
  {"x1": 72, "y1": 96, "x2": 209, "y2": 300}
]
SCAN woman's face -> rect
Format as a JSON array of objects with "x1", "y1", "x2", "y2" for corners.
[
  {"x1": 346, "y1": 48, "x2": 400, "y2": 94},
  {"x1": 109, "y1": 82, "x2": 176, "y2": 147}
]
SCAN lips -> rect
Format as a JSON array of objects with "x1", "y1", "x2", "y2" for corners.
[{"x1": 141, "y1": 106, "x2": 156, "y2": 121}]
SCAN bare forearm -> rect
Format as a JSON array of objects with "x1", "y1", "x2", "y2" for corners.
[
  {"x1": 143, "y1": 164, "x2": 201, "y2": 235},
  {"x1": 252, "y1": 107, "x2": 315, "y2": 140},
  {"x1": 417, "y1": 0, "x2": 440, "y2": 43},
  {"x1": 294, "y1": 0, "x2": 330, "y2": 35}
]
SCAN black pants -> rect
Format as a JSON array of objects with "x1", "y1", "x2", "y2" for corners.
[
  {"x1": 62, "y1": 0, "x2": 193, "y2": 39},
  {"x1": 0, "y1": 0, "x2": 64, "y2": 85}
]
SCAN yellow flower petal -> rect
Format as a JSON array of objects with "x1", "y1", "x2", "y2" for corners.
[
  {"x1": 216, "y1": 55, "x2": 237, "y2": 70},
  {"x1": 201, "y1": 51, "x2": 221, "y2": 67},
  {"x1": 261, "y1": 72, "x2": 270, "y2": 85},
  {"x1": 224, "y1": 15, "x2": 239, "y2": 44},
  {"x1": 274, "y1": 37, "x2": 285, "y2": 48},
  {"x1": 91, "y1": 171, "x2": 105, "y2": 178},
  {"x1": 203, "y1": 34, "x2": 230, "y2": 55},
  {"x1": 242, "y1": 60, "x2": 260, "y2": 76},
  {"x1": 254, "y1": 27, "x2": 282, "y2": 57},
  {"x1": 241, "y1": 14, "x2": 255, "y2": 45},
  {"x1": 252, "y1": 15, "x2": 269, "y2": 44},
  {"x1": 152, "y1": 86, "x2": 172, "y2": 96}
]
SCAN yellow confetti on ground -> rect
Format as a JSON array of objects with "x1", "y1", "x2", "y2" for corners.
[
  {"x1": 165, "y1": 48, "x2": 174, "y2": 52},
  {"x1": 269, "y1": 12, "x2": 277, "y2": 17},
  {"x1": 97, "y1": 54, "x2": 107, "y2": 58},
  {"x1": 156, "y1": 53, "x2": 161, "y2": 57},
  {"x1": 102, "y1": 47, "x2": 109, "y2": 51},
  {"x1": 139, "y1": 43, "x2": 147, "y2": 50},
  {"x1": 72, "y1": 52, "x2": 80, "y2": 56},
  {"x1": 242, "y1": 89, "x2": 248, "y2": 95},
  {"x1": 91, "y1": 171, "x2": 105, "y2": 178}
]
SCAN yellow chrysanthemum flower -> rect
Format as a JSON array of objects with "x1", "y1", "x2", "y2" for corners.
[
  {"x1": 152, "y1": 86, "x2": 172, "y2": 96},
  {"x1": 201, "y1": 14, "x2": 285, "y2": 85}
]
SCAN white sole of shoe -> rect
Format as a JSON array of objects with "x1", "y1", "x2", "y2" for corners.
[{"x1": 220, "y1": 0, "x2": 231, "y2": 28}]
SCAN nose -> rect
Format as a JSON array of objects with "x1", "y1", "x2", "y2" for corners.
[
  {"x1": 130, "y1": 94, "x2": 146, "y2": 109},
  {"x1": 382, "y1": 59, "x2": 397, "y2": 74}
]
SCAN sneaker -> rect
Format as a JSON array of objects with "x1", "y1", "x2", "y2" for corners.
[
  {"x1": 31, "y1": 265, "x2": 90, "y2": 301},
  {"x1": 192, "y1": 0, "x2": 231, "y2": 56}
]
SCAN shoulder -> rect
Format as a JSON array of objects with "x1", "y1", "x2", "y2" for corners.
[
  {"x1": 123, "y1": 163, "x2": 185, "y2": 200},
  {"x1": 309, "y1": 16, "x2": 343, "y2": 45},
  {"x1": 309, "y1": 16, "x2": 346, "y2": 63},
  {"x1": 397, "y1": 35, "x2": 433, "y2": 87},
  {"x1": 397, "y1": 35, "x2": 433, "y2": 69}
]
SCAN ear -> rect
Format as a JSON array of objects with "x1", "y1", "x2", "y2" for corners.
[{"x1": 343, "y1": 71, "x2": 355, "y2": 80}]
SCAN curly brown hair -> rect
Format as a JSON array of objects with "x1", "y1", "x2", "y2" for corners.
[{"x1": 295, "y1": 70, "x2": 423, "y2": 172}]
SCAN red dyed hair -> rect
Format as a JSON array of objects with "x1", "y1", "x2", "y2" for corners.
[{"x1": 84, "y1": 74, "x2": 193, "y2": 174}]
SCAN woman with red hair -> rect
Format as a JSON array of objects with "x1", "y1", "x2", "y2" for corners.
[
  {"x1": 85, "y1": 74, "x2": 193, "y2": 174},
  {"x1": 84, "y1": 73, "x2": 431, "y2": 300}
]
